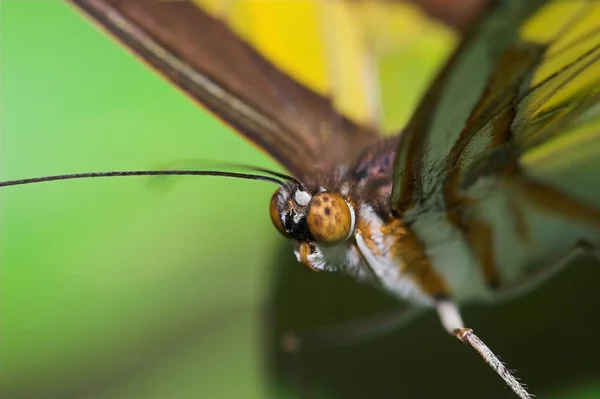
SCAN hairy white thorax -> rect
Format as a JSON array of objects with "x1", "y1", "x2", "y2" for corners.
[{"x1": 292, "y1": 203, "x2": 444, "y2": 306}]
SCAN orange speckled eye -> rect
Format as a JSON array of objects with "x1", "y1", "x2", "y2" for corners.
[
  {"x1": 306, "y1": 192, "x2": 354, "y2": 246},
  {"x1": 270, "y1": 191, "x2": 289, "y2": 237}
]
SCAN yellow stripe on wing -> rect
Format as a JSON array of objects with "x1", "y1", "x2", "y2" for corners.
[{"x1": 196, "y1": 0, "x2": 455, "y2": 132}]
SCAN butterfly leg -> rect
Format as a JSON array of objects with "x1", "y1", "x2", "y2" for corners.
[
  {"x1": 493, "y1": 239, "x2": 596, "y2": 301},
  {"x1": 280, "y1": 304, "x2": 425, "y2": 354},
  {"x1": 435, "y1": 299, "x2": 533, "y2": 399}
]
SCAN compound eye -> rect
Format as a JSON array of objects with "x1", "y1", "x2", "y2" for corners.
[
  {"x1": 269, "y1": 191, "x2": 290, "y2": 237},
  {"x1": 306, "y1": 192, "x2": 354, "y2": 246}
]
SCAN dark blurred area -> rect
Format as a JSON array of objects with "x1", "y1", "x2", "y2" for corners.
[{"x1": 266, "y1": 244, "x2": 600, "y2": 398}]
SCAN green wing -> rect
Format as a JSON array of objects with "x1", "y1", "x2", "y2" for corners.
[
  {"x1": 392, "y1": 0, "x2": 598, "y2": 214},
  {"x1": 390, "y1": 0, "x2": 600, "y2": 290},
  {"x1": 459, "y1": 0, "x2": 600, "y2": 203}
]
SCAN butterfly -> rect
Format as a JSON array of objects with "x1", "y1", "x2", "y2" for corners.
[{"x1": 2, "y1": 1, "x2": 600, "y2": 398}]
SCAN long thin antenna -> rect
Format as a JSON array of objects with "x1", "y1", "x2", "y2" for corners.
[
  {"x1": 235, "y1": 165, "x2": 300, "y2": 185},
  {"x1": 153, "y1": 159, "x2": 301, "y2": 185},
  {"x1": 0, "y1": 169, "x2": 284, "y2": 188},
  {"x1": 454, "y1": 328, "x2": 532, "y2": 399}
]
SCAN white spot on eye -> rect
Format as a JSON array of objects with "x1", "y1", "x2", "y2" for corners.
[{"x1": 294, "y1": 190, "x2": 311, "y2": 207}]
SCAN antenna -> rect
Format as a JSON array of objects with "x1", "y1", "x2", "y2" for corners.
[{"x1": 0, "y1": 169, "x2": 285, "y2": 188}]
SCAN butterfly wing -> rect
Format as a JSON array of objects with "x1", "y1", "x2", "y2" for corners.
[
  {"x1": 391, "y1": 0, "x2": 600, "y2": 289},
  {"x1": 468, "y1": 1, "x2": 600, "y2": 286},
  {"x1": 449, "y1": 0, "x2": 600, "y2": 205},
  {"x1": 391, "y1": 0, "x2": 551, "y2": 212},
  {"x1": 68, "y1": 0, "x2": 379, "y2": 178},
  {"x1": 513, "y1": 1, "x2": 600, "y2": 206}
]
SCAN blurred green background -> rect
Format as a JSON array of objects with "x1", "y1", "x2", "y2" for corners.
[
  {"x1": 2, "y1": 2, "x2": 600, "y2": 399},
  {"x1": 1, "y1": 2, "x2": 278, "y2": 398}
]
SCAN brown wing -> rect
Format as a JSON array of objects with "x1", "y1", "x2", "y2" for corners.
[{"x1": 68, "y1": 0, "x2": 378, "y2": 178}]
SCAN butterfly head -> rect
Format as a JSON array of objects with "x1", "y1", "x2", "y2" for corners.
[{"x1": 270, "y1": 182, "x2": 356, "y2": 271}]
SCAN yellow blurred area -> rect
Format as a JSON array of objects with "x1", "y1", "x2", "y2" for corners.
[
  {"x1": 522, "y1": 115, "x2": 600, "y2": 171},
  {"x1": 196, "y1": 0, "x2": 455, "y2": 131}
]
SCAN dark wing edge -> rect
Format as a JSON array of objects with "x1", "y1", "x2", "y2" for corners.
[{"x1": 67, "y1": 0, "x2": 378, "y2": 178}]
